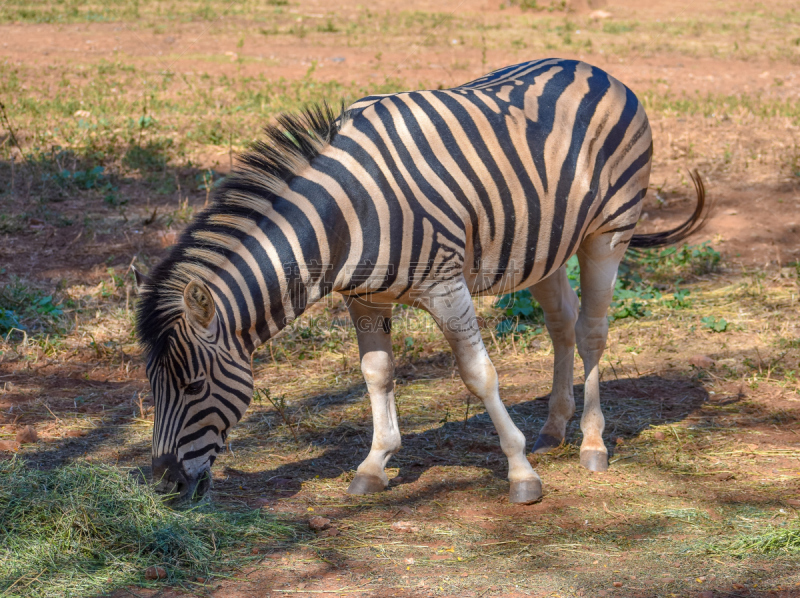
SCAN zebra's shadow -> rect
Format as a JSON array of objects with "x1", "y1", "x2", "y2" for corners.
[{"x1": 217, "y1": 373, "x2": 710, "y2": 501}]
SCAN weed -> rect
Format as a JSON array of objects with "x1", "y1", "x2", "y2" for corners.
[
  {"x1": 317, "y1": 19, "x2": 338, "y2": 33},
  {"x1": 603, "y1": 21, "x2": 637, "y2": 34},
  {"x1": 254, "y1": 387, "x2": 299, "y2": 442},
  {"x1": 0, "y1": 280, "x2": 64, "y2": 335},
  {"x1": 509, "y1": 0, "x2": 540, "y2": 10},
  {"x1": 495, "y1": 289, "x2": 542, "y2": 321},
  {"x1": 42, "y1": 165, "x2": 106, "y2": 190},
  {"x1": 0, "y1": 309, "x2": 24, "y2": 334},
  {"x1": 123, "y1": 140, "x2": 170, "y2": 172},
  {"x1": 197, "y1": 169, "x2": 225, "y2": 192},
  {"x1": 610, "y1": 296, "x2": 653, "y2": 321},
  {"x1": 701, "y1": 316, "x2": 728, "y2": 332},
  {"x1": 494, "y1": 242, "x2": 720, "y2": 329},
  {"x1": 663, "y1": 288, "x2": 693, "y2": 309},
  {"x1": 629, "y1": 241, "x2": 721, "y2": 279}
]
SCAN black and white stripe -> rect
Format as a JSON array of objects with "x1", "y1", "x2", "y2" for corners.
[{"x1": 137, "y1": 58, "x2": 705, "y2": 498}]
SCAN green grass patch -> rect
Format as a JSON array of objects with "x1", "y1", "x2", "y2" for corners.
[
  {"x1": 0, "y1": 0, "x2": 294, "y2": 24},
  {"x1": 0, "y1": 458, "x2": 294, "y2": 598},
  {"x1": 0, "y1": 61, "x2": 406, "y2": 181},
  {"x1": 641, "y1": 91, "x2": 800, "y2": 122}
]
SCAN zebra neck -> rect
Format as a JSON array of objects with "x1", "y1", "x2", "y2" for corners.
[{"x1": 244, "y1": 189, "x2": 349, "y2": 350}]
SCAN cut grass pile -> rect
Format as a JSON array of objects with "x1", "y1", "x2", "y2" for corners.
[
  {"x1": 0, "y1": 457, "x2": 294, "y2": 598},
  {"x1": 709, "y1": 523, "x2": 800, "y2": 556}
]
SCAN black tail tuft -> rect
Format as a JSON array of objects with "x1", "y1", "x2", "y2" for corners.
[{"x1": 629, "y1": 170, "x2": 709, "y2": 249}]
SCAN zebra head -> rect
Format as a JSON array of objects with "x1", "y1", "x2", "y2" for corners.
[{"x1": 144, "y1": 278, "x2": 253, "y2": 502}]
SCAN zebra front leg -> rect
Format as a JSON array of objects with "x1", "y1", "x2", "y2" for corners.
[
  {"x1": 529, "y1": 266, "x2": 579, "y2": 454},
  {"x1": 575, "y1": 233, "x2": 628, "y2": 472},
  {"x1": 345, "y1": 297, "x2": 401, "y2": 495},
  {"x1": 421, "y1": 277, "x2": 542, "y2": 504}
]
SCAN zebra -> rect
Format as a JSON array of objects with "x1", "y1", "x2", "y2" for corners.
[{"x1": 136, "y1": 58, "x2": 706, "y2": 504}]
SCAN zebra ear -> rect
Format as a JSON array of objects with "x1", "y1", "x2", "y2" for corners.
[
  {"x1": 132, "y1": 265, "x2": 150, "y2": 292},
  {"x1": 183, "y1": 279, "x2": 216, "y2": 330}
]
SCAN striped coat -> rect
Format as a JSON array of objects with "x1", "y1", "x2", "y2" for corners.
[{"x1": 137, "y1": 58, "x2": 704, "y2": 503}]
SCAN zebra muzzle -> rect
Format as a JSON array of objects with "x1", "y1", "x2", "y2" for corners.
[{"x1": 152, "y1": 454, "x2": 211, "y2": 503}]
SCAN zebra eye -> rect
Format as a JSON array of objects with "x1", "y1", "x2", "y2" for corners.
[{"x1": 184, "y1": 380, "x2": 205, "y2": 395}]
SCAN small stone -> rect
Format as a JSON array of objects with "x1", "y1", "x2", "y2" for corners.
[
  {"x1": 144, "y1": 566, "x2": 167, "y2": 580},
  {"x1": 65, "y1": 429, "x2": 87, "y2": 438},
  {"x1": 589, "y1": 9, "x2": 612, "y2": 19},
  {"x1": 393, "y1": 476, "x2": 404, "y2": 484},
  {"x1": 391, "y1": 521, "x2": 420, "y2": 533},
  {"x1": 308, "y1": 516, "x2": 331, "y2": 531},
  {"x1": 0, "y1": 440, "x2": 20, "y2": 452},
  {"x1": 16, "y1": 425, "x2": 38, "y2": 444},
  {"x1": 654, "y1": 430, "x2": 666, "y2": 441},
  {"x1": 689, "y1": 354, "x2": 715, "y2": 369},
  {"x1": 196, "y1": 577, "x2": 206, "y2": 583},
  {"x1": 613, "y1": 581, "x2": 623, "y2": 587},
  {"x1": 321, "y1": 527, "x2": 340, "y2": 537}
]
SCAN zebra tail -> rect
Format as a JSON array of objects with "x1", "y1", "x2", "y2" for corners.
[{"x1": 628, "y1": 170, "x2": 710, "y2": 249}]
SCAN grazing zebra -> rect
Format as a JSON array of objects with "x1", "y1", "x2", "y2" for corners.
[{"x1": 136, "y1": 58, "x2": 706, "y2": 504}]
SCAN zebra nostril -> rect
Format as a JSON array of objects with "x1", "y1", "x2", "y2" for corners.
[{"x1": 152, "y1": 453, "x2": 190, "y2": 499}]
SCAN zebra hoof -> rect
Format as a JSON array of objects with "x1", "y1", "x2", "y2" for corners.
[
  {"x1": 509, "y1": 479, "x2": 543, "y2": 504},
  {"x1": 532, "y1": 433, "x2": 563, "y2": 454},
  {"x1": 580, "y1": 450, "x2": 609, "y2": 472},
  {"x1": 346, "y1": 473, "x2": 387, "y2": 495}
]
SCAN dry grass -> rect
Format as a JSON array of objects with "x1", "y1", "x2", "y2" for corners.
[{"x1": 0, "y1": 458, "x2": 294, "y2": 598}]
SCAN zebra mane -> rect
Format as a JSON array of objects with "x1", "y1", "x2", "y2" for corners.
[{"x1": 136, "y1": 102, "x2": 347, "y2": 357}]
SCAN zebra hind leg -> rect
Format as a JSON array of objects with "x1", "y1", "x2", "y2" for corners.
[
  {"x1": 345, "y1": 298, "x2": 401, "y2": 495},
  {"x1": 575, "y1": 232, "x2": 629, "y2": 472},
  {"x1": 529, "y1": 266, "x2": 579, "y2": 454},
  {"x1": 422, "y1": 276, "x2": 542, "y2": 504}
]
